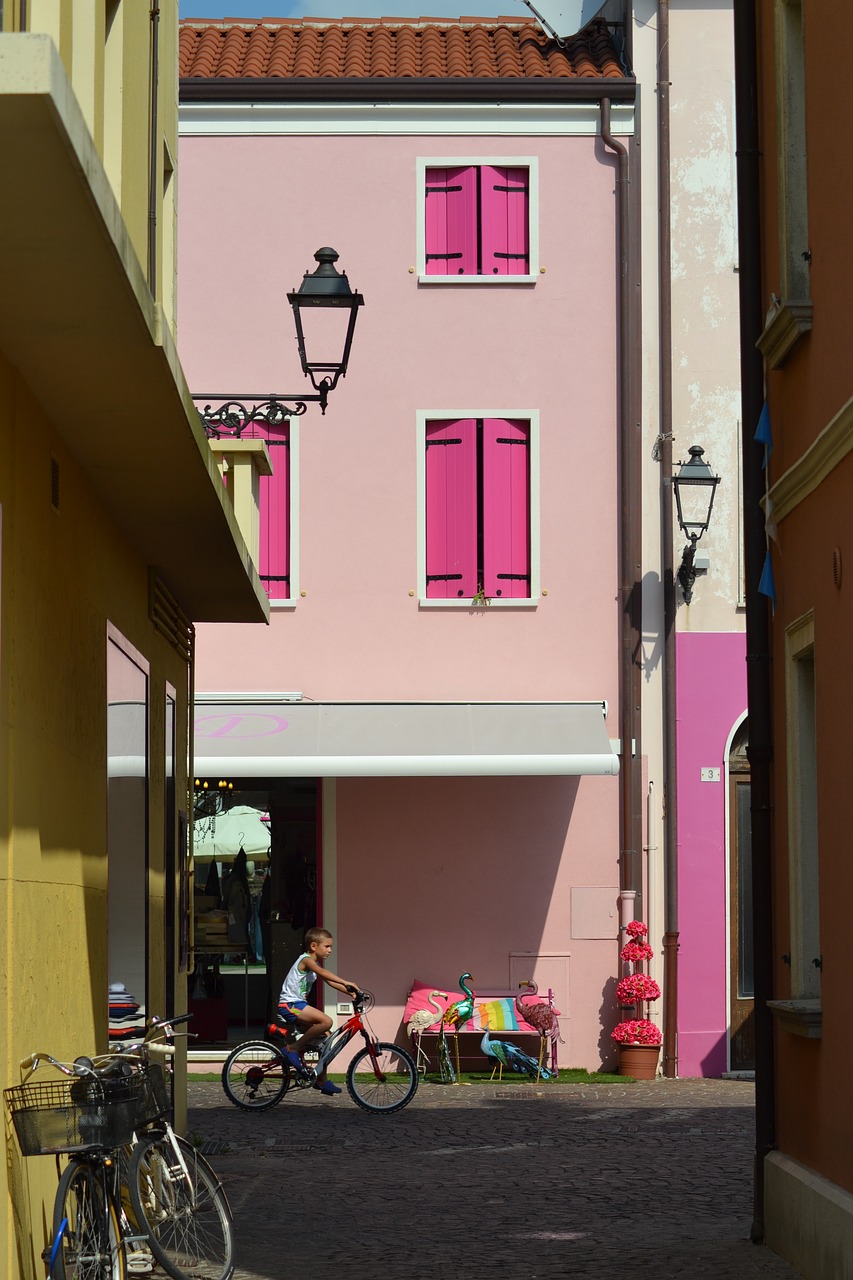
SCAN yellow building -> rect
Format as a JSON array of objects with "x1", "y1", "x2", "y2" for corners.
[{"x1": 0, "y1": 5, "x2": 268, "y2": 1276}]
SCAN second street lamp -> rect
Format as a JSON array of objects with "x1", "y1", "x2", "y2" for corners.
[
  {"x1": 672, "y1": 444, "x2": 721, "y2": 603},
  {"x1": 194, "y1": 247, "x2": 364, "y2": 437}
]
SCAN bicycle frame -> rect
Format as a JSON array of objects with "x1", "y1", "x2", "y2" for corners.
[{"x1": 309, "y1": 1010, "x2": 375, "y2": 1078}]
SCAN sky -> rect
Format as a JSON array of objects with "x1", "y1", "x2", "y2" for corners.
[{"x1": 178, "y1": 0, "x2": 525, "y2": 19}]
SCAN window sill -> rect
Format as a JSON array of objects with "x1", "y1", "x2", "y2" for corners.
[
  {"x1": 419, "y1": 597, "x2": 539, "y2": 609},
  {"x1": 269, "y1": 599, "x2": 297, "y2": 611},
  {"x1": 767, "y1": 998, "x2": 822, "y2": 1039},
  {"x1": 417, "y1": 274, "x2": 537, "y2": 286},
  {"x1": 756, "y1": 299, "x2": 812, "y2": 368}
]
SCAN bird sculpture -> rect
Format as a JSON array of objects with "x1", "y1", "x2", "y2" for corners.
[
  {"x1": 515, "y1": 979, "x2": 563, "y2": 1080},
  {"x1": 439, "y1": 973, "x2": 476, "y2": 1083},
  {"x1": 480, "y1": 1026, "x2": 554, "y2": 1083},
  {"x1": 406, "y1": 990, "x2": 448, "y2": 1075}
]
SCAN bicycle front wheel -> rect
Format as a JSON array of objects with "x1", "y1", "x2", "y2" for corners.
[
  {"x1": 52, "y1": 1161, "x2": 125, "y2": 1280},
  {"x1": 128, "y1": 1134, "x2": 234, "y2": 1280},
  {"x1": 346, "y1": 1042, "x2": 419, "y2": 1114},
  {"x1": 221, "y1": 1040, "x2": 290, "y2": 1111}
]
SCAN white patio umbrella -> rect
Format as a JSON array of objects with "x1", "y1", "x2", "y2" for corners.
[{"x1": 193, "y1": 805, "x2": 271, "y2": 861}]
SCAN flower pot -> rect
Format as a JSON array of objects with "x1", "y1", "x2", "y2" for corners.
[{"x1": 617, "y1": 1043, "x2": 660, "y2": 1080}]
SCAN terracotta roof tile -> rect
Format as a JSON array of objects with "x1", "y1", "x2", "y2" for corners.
[{"x1": 178, "y1": 16, "x2": 628, "y2": 82}]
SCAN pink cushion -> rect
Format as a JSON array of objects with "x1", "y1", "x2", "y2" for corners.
[{"x1": 403, "y1": 980, "x2": 540, "y2": 1034}]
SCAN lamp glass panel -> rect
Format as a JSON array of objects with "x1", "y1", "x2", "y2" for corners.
[
  {"x1": 675, "y1": 481, "x2": 715, "y2": 535},
  {"x1": 295, "y1": 304, "x2": 353, "y2": 375}
]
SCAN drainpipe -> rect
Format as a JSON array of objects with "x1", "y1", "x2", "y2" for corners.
[
  {"x1": 148, "y1": 3, "x2": 160, "y2": 299},
  {"x1": 656, "y1": 0, "x2": 679, "y2": 1080},
  {"x1": 732, "y1": 0, "x2": 775, "y2": 1244},
  {"x1": 600, "y1": 98, "x2": 643, "y2": 921}
]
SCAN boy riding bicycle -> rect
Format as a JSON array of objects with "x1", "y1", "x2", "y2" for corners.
[{"x1": 277, "y1": 927, "x2": 359, "y2": 1096}]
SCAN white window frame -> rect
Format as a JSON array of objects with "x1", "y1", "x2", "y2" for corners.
[
  {"x1": 415, "y1": 156, "x2": 540, "y2": 284},
  {"x1": 785, "y1": 610, "x2": 820, "y2": 999},
  {"x1": 267, "y1": 421, "x2": 299, "y2": 610},
  {"x1": 416, "y1": 408, "x2": 540, "y2": 608}
]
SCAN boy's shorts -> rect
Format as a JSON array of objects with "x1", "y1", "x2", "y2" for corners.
[{"x1": 278, "y1": 1000, "x2": 308, "y2": 1021}]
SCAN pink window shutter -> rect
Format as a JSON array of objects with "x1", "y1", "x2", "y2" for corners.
[
  {"x1": 425, "y1": 419, "x2": 478, "y2": 598},
  {"x1": 424, "y1": 167, "x2": 478, "y2": 275},
  {"x1": 256, "y1": 423, "x2": 290, "y2": 601},
  {"x1": 482, "y1": 418, "x2": 530, "y2": 598},
  {"x1": 480, "y1": 165, "x2": 530, "y2": 276}
]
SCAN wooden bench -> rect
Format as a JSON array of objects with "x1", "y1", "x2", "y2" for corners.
[{"x1": 403, "y1": 981, "x2": 559, "y2": 1074}]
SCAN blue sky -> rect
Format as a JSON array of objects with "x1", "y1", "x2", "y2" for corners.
[{"x1": 179, "y1": 0, "x2": 518, "y2": 19}]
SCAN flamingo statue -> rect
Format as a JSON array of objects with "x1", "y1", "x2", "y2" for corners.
[
  {"x1": 516, "y1": 979, "x2": 563, "y2": 1080},
  {"x1": 439, "y1": 973, "x2": 476, "y2": 1083},
  {"x1": 480, "y1": 1026, "x2": 553, "y2": 1082},
  {"x1": 406, "y1": 990, "x2": 448, "y2": 1074}
]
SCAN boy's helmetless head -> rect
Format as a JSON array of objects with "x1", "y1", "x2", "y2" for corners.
[{"x1": 305, "y1": 926, "x2": 333, "y2": 952}]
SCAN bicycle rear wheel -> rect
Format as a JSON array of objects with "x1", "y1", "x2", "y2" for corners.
[
  {"x1": 346, "y1": 1042, "x2": 419, "y2": 1114},
  {"x1": 221, "y1": 1040, "x2": 290, "y2": 1111},
  {"x1": 52, "y1": 1161, "x2": 125, "y2": 1280},
  {"x1": 128, "y1": 1133, "x2": 234, "y2": 1280}
]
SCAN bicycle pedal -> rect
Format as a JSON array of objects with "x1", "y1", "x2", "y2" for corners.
[{"x1": 126, "y1": 1250, "x2": 154, "y2": 1275}]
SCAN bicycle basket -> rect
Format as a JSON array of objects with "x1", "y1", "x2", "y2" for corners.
[
  {"x1": 136, "y1": 1064, "x2": 170, "y2": 1127},
  {"x1": 4, "y1": 1073, "x2": 145, "y2": 1156}
]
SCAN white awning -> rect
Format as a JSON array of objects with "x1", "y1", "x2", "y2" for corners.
[{"x1": 193, "y1": 701, "x2": 619, "y2": 778}]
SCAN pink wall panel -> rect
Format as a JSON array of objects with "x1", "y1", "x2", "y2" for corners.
[
  {"x1": 334, "y1": 773, "x2": 620, "y2": 1069},
  {"x1": 675, "y1": 630, "x2": 747, "y2": 1077},
  {"x1": 179, "y1": 132, "x2": 620, "y2": 706}
]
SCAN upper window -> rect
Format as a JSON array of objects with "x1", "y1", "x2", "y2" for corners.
[
  {"x1": 418, "y1": 413, "x2": 539, "y2": 605},
  {"x1": 417, "y1": 158, "x2": 538, "y2": 283}
]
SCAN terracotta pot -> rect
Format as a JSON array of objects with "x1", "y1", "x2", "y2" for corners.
[{"x1": 617, "y1": 1043, "x2": 661, "y2": 1080}]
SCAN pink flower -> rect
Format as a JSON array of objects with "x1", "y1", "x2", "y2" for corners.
[
  {"x1": 616, "y1": 973, "x2": 661, "y2": 1004},
  {"x1": 611, "y1": 1019, "x2": 662, "y2": 1046},
  {"x1": 621, "y1": 941, "x2": 654, "y2": 964},
  {"x1": 625, "y1": 920, "x2": 648, "y2": 939}
]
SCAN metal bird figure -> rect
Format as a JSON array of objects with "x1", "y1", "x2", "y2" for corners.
[
  {"x1": 516, "y1": 979, "x2": 563, "y2": 1079},
  {"x1": 439, "y1": 973, "x2": 475, "y2": 1083},
  {"x1": 480, "y1": 1026, "x2": 554, "y2": 1082},
  {"x1": 407, "y1": 990, "x2": 448, "y2": 1075}
]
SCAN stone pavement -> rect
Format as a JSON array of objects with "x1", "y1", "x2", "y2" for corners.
[{"x1": 187, "y1": 1076, "x2": 802, "y2": 1280}]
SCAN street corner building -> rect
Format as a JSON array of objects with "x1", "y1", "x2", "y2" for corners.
[{"x1": 0, "y1": 5, "x2": 267, "y2": 1277}]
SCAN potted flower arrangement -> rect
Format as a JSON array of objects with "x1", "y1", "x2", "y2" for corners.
[{"x1": 612, "y1": 921, "x2": 661, "y2": 1079}]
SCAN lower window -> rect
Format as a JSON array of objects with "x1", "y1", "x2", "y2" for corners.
[{"x1": 421, "y1": 414, "x2": 535, "y2": 602}]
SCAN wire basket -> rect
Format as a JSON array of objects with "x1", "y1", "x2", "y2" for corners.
[
  {"x1": 4, "y1": 1073, "x2": 145, "y2": 1156},
  {"x1": 136, "y1": 1064, "x2": 170, "y2": 1128}
]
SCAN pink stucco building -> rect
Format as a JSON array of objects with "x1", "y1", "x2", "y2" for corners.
[
  {"x1": 178, "y1": 16, "x2": 637, "y2": 1069},
  {"x1": 177, "y1": 6, "x2": 748, "y2": 1078}
]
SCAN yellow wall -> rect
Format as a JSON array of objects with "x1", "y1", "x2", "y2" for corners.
[
  {"x1": 21, "y1": 0, "x2": 180, "y2": 328},
  {"x1": 0, "y1": 354, "x2": 192, "y2": 1279}
]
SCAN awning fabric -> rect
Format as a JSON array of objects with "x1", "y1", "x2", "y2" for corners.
[{"x1": 193, "y1": 701, "x2": 619, "y2": 778}]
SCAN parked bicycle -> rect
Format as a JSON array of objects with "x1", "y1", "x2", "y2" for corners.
[
  {"x1": 222, "y1": 989, "x2": 418, "y2": 1115},
  {"x1": 4, "y1": 1014, "x2": 234, "y2": 1280}
]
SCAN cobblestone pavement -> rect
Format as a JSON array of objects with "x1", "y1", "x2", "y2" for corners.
[{"x1": 188, "y1": 1076, "x2": 802, "y2": 1280}]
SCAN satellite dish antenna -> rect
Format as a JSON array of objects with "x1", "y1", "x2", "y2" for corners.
[{"x1": 520, "y1": 0, "x2": 608, "y2": 42}]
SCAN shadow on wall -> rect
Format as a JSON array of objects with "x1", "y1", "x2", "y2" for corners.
[
  {"x1": 639, "y1": 571, "x2": 664, "y2": 683},
  {"x1": 597, "y1": 974, "x2": 620, "y2": 1071}
]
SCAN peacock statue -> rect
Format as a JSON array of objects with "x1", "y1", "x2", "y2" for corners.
[
  {"x1": 516, "y1": 979, "x2": 563, "y2": 1079},
  {"x1": 406, "y1": 990, "x2": 448, "y2": 1075},
  {"x1": 439, "y1": 972, "x2": 476, "y2": 1083},
  {"x1": 480, "y1": 1026, "x2": 554, "y2": 1083}
]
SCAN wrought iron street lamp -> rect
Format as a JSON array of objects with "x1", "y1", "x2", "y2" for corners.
[
  {"x1": 672, "y1": 444, "x2": 721, "y2": 603},
  {"x1": 194, "y1": 247, "x2": 364, "y2": 436}
]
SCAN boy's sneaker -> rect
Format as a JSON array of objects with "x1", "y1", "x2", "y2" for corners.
[
  {"x1": 314, "y1": 1080, "x2": 341, "y2": 1096},
  {"x1": 282, "y1": 1048, "x2": 310, "y2": 1077}
]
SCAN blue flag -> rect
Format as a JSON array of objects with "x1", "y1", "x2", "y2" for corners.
[
  {"x1": 758, "y1": 549, "x2": 776, "y2": 611},
  {"x1": 755, "y1": 400, "x2": 773, "y2": 468}
]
